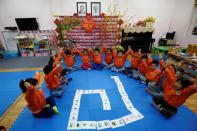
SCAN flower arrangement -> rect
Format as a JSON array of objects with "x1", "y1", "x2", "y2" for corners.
[
  {"x1": 134, "y1": 16, "x2": 156, "y2": 27},
  {"x1": 144, "y1": 16, "x2": 156, "y2": 23}
]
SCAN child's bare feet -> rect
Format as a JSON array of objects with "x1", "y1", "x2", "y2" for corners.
[{"x1": 145, "y1": 88, "x2": 152, "y2": 95}]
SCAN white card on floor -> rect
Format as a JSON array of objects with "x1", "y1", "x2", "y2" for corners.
[
  {"x1": 122, "y1": 113, "x2": 138, "y2": 124},
  {"x1": 67, "y1": 121, "x2": 75, "y2": 130},
  {"x1": 110, "y1": 118, "x2": 125, "y2": 128},
  {"x1": 97, "y1": 120, "x2": 111, "y2": 130},
  {"x1": 67, "y1": 121, "x2": 81, "y2": 130},
  {"x1": 80, "y1": 121, "x2": 97, "y2": 129},
  {"x1": 130, "y1": 108, "x2": 144, "y2": 120}
]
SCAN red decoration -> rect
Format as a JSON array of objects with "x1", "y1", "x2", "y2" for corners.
[
  {"x1": 117, "y1": 28, "x2": 122, "y2": 32},
  {"x1": 57, "y1": 35, "x2": 60, "y2": 40},
  {"x1": 87, "y1": 13, "x2": 91, "y2": 16},
  {"x1": 101, "y1": 13, "x2": 105, "y2": 16},
  {"x1": 54, "y1": 18, "x2": 61, "y2": 25},
  {"x1": 117, "y1": 41, "x2": 121, "y2": 45},
  {"x1": 81, "y1": 17, "x2": 96, "y2": 33},
  {"x1": 55, "y1": 28, "x2": 59, "y2": 33},
  {"x1": 136, "y1": 21, "x2": 145, "y2": 26},
  {"x1": 118, "y1": 19, "x2": 123, "y2": 26},
  {"x1": 117, "y1": 35, "x2": 121, "y2": 39},
  {"x1": 73, "y1": 13, "x2": 78, "y2": 16}
]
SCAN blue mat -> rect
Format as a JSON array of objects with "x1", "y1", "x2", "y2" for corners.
[
  {"x1": 0, "y1": 70, "x2": 40, "y2": 116},
  {"x1": 10, "y1": 59, "x2": 197, "y2": 131}
]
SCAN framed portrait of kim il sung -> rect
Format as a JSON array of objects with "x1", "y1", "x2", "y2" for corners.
[
  {"x1": 91, "y1": 2, "x2": 101, "y2": 16},
  {"x1": 77, "y1": 2, "x2": 87, "y2": 16}
]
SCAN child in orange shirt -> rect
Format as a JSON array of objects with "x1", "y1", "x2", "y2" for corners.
[
  {"x1": 48, "y1": 56, "x2": 72, "y2": 85},
  {"x1": 133, "y1": 55, "x2": 152, "y2": 84},
  {"x1": 151, "y1": 78, "x2": 196, "y2": 118},
  {"x1": 103, "y1": 47, "x2": 114, "y2": 69},
  {"x1": 19, "y1": 72, "x2": 59, "y2": 118},
  {"x1": 141, "y1": 60, "x2": 160, "y2": 84},
  {"x1": 146, "y1": 55, "x2": 177, "y2": 97},
  {"x1": 126, "y1": 48, "x2": 141, "y2": 75},
  {"x1": 60, "y1": 48, "x2": 80, "y2": 72},
  {"x1": 91, "y1": 47, "x2": 104, "y2": 70},
  {"x1": 111, "y1": 47, "x2": 130, "y2": 73},
  {"x1": 77, "y1": 48, "x2": 92, "y2": 70},
  {"x1": 44, "y1": 64, "x2": 68, "y2": 97},
  {"x1": 49, "y1": 56, "x2": 63, "y2": 77}
]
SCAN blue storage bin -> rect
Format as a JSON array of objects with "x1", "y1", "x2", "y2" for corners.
[{"x1": 3, "y1": 51, "x2": 19, "y2": 58}]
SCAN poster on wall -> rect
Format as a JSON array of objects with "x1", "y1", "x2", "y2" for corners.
[
  {"x1": 91, "y1": 2, "x2": 101, "y2": 16},
  {"x1": 77, "y1": 2, "x2": 87, "y2": 16}
]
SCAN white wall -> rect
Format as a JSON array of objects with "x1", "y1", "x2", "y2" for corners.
[
  {"x1": 172, "y1": 0, "x2": 197, "y2": 46},
  {"x1": 0, "y1": 0, "x2": 196, "y2": 50}
]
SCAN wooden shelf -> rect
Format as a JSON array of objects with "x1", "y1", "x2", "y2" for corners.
[
  {"x1": 168, "y1": 53, "x2": 197, "y2": 65},
  {"x1": 167, "y1": 53, "x2": 197, "y2": 84}
]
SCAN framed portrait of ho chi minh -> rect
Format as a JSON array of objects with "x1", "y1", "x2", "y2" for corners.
[
  {"x1": 91, "y1": 2, "x2": 101, "y2": 16},
  {"x1": 77, "y1": 2, "x2": 87, "y2": 16}
]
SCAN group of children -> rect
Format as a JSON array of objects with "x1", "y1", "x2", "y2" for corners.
[{"x1": 19, "y1": 45, "x2": 197, "y2": 118}]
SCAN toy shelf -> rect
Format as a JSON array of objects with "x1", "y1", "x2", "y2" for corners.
[
  {"x1": 17, "y1": 38, "x2": 50, "y2": 57},
  {"x1": 167, "y1": 53, "x2": 197, "y2": 84}
]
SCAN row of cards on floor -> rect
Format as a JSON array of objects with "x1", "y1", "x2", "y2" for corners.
[
  {"x1": 68, "y1": 110, "x2": 143, "y2": 130},
  {"x1": 67, "y1": 76, "x2": 144, "y2": 130}
]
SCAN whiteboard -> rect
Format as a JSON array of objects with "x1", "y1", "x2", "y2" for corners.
[{"x1": 2, "y1": 31, "x2": 18, "y2": 52}]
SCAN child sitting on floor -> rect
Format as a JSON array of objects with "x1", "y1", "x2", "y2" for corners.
[
  {"x1": 125, "y1": 48, "x2": 142, "y2": 74},
  {"x1": 103, "y1": 46, "x2": 114, "y2": 69},
  {"x1": 19, "y1": 72, "x2": 59, "y2": 118},
  {"x1": 76, "y1": 48, "x2": 92, "y2": 70},
  {"x1": 60, "y1": 48, "x2": 79, "y2": 73},
  {"x1": 111, "y1": 46, "x2": 130, "y2": 73},
  {"x1": 51, "y1": 53, "x2": 64, "y2": 76},
  {"x1": 44, "y1": 63, "x2": 70, "y2": 98},
  {"x1": 141, "y1": 60, "x2": 161, "y2": 85},
  {"x1": 91, "y1": 47, "x2": 104, "y2": 70},
  {"x1": 133, "y1": 54, "x2": 152, "y2": 84},
  {"x1": 151, "y1": 77, "x2": 197, "y2": 118},
  {"x1": 48, "y1": 56, "x2": 71, "y2": 84},
  {"x1": 145, "y1": 54, "x2": 176, "y2": 97}
]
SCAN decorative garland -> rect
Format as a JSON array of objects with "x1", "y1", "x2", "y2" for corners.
[{"x1": 54, "y1": 16, "x2": 82, "y2": 47}]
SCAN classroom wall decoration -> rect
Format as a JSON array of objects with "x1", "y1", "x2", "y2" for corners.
[
  {"x1": 51, "y1": 4, "x2": 138, "y2": 50},
  {"x1": 81, "y1": 17, "x2": 96, "y2": 33},
  {"x1": 53, "y1": 15, "x2": 119, "y2": 50},
  {"x1": 54, "y1": 16, "x2": 83, "y2": 47}
]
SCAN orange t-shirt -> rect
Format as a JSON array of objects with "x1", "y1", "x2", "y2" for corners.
[
  {"x1": 145, "y1": 68, "x2": 161, "y2": 82},
  {"x1": 137, "y1": 51, "x2": 142, "y2": 65},
  {"x1": 25, "y1": 72, "x2": 46, "y2": 114},
  {"x1": 154, "y1": 58, "x2": 169, "y2": 85},
  {"x1": 44, "y1": 67, "x2": 60, "y2": 90},
  {"x1": 92, "y1": 47, "x2": 103, "y2": 64},
  {"x1": 164, "y1": 85, "x2": 197, "y2": 108},
  {"x1": 60, "y1": 49, "x2": 75, "y2": 67},
  {"x1": 103, "y1": 47, "x2": 113, "y2": 64},
  {"x1": 78, "y1": 50, "x2": 91, "y2": 64},
  {"x1": 113, "y1": 50, "x2": 129, "y2": 68},
  {"x1": 129, "y1": 48, "x2": 141, "y2": 69},
  {"x1": 53, "y1": 54, "x2": 63, "y2": 76},
  {"x1": 138, "y1": 57, "x2": 152, "y2": 75},
  {"x1": 163, "y1": 66, "x2": 177, "y2": 93}
]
